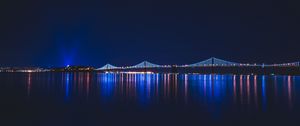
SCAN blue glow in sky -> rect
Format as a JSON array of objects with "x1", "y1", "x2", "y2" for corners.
[{"x1": 1, "y1": 0, "x2": 300, "y2": 66}]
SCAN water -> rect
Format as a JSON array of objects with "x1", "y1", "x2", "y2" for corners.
[{"x1": 1, "y1": 72, "x2": 300, "y2": 126}]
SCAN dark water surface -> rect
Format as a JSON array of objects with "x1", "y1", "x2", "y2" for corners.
[{"x1": 1, "y1": 72, "x2": 300, "y2": 126}]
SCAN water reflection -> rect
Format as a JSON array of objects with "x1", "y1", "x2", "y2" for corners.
[
  {"x1": 86, "y1": 73, "x2": 89, "y2": 97},
  {"x1": 262, "y1": 75, "x2": 267, "y2": 111},
  {"x1": 22, "y1": 73, "x2": 299, "y2": 112},
  {"x1": 65, "y1": 73, "x2": 70, "y2": 101},
  {"x1": 247, "y1": 75, "x2": 250, "y2": 104},
  {"x1": 288, "y1": 76, "x2": 292, "y2": 109},
  {"x1": 233, "y1": 75, "x2": 236, "y2": 103},
  {"x1": 239, "y1": 75, "x2": 243, "y2": 104},
  {"x1": 99, "y1": 73, "x2": 115, "y2": 102},
  {"x1": 184, "y1": 74, "x2": 188, "y2": 104},
  {"x1": 254, "y1": 75, "x2": 258, "y2": 108},
  {"x1": 27, "y1": 72, "x2": 32, "y2": 96}
]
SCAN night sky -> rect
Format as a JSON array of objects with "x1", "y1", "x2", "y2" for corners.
[{"x1": 1, "y1": 0, "x2": 300, "y2": 67}]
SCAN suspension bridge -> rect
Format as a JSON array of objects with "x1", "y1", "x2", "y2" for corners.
[{"x1": 95, "y1": 57, "x2": 300, "y2": 74}]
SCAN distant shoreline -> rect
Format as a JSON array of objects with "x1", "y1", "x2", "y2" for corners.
[{"x1": 1, "y1": 66, "x2": 300, "y2": 76}]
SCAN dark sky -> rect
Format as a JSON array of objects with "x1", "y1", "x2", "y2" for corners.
[{"x1": 1, "y1": 0, "x2": 300, "y2": 67}]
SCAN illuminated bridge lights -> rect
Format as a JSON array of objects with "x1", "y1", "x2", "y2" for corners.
[{"x1": 95, "y1": 57, "x2": 299, "y2": 71}]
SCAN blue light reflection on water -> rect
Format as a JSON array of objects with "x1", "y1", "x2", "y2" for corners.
[
  {"x1": 64, "y1": 72, "x2": 70, "y2": 101},
  {"x1": 45, "y1": 73, "x2": 300, "y2": 111},
  {"x1": 137, "y1": 74, "x2": 147, "y2": 106},
  {"x1": 15, "y1": 73, "x2": 300, "y2": 121},
  {"x1": 262, "y1": 75, "x2": 267, "y2": 111},
  {"x1": 98, "y1": 73, "x2": 114, "y2": 103},
  {"x1": 1, "y1": 72, "x2": 300, "y2": 125}
]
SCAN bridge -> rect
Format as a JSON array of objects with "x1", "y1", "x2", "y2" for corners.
[{"x1": 96, "y1": 57, "x2": 300, "y2": 75}]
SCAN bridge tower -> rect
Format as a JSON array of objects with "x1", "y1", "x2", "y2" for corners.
[{"x1": 144, "y1": 61, "x2": 147, "y2": 72}]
